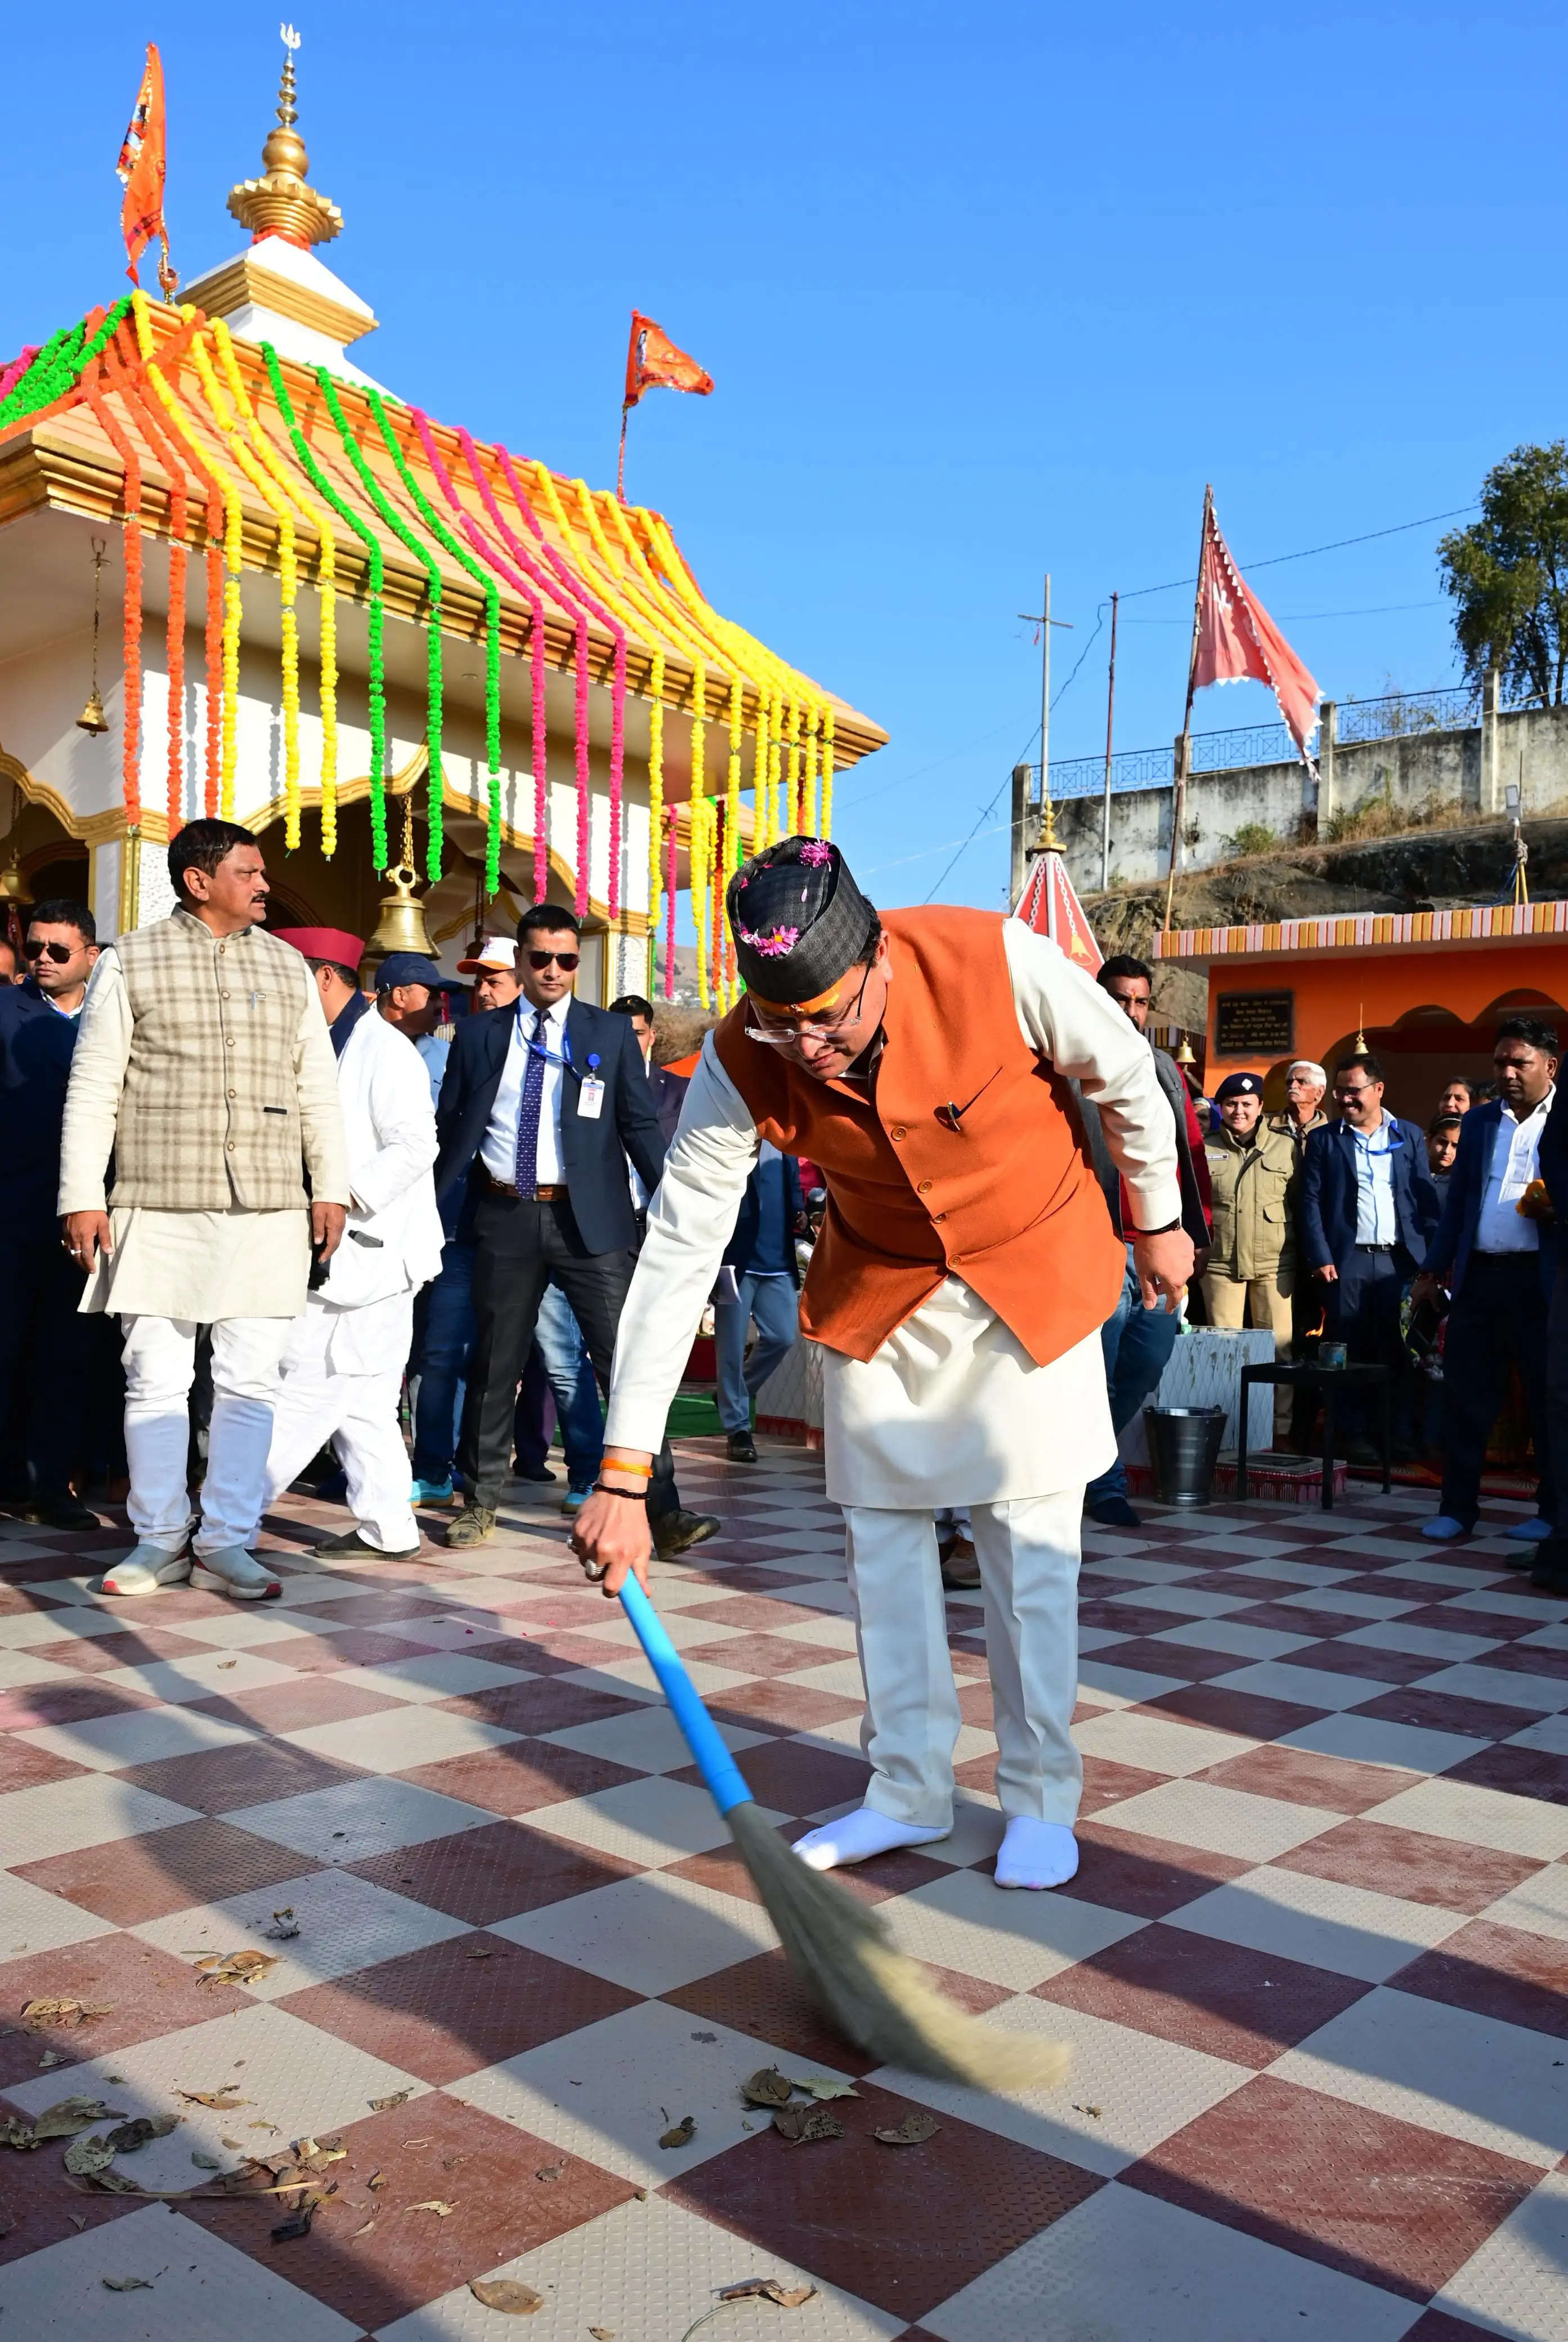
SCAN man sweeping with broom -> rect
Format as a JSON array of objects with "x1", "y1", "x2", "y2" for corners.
[{"x1": 574, "y1": 835, "x2": 1189, "y2": 1895}]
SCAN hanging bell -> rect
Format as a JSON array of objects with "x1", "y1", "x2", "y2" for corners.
[
  {"x1": 1174, "y1": 1034, "x2": 1197, "y2": 1067},
  {"x1": 362, "y1": 862, "x2": 435, "y2": 970},
  {"x1": 76, "y1": 687, "x2": 110, "y2": 737},
  {"x1": 0, "y1": 853, "x2": 32, "y2": 910}
]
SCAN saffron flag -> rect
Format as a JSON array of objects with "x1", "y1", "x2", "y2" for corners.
[
  {"x1": 1193, "y1": 500, "x2": 1321, "y2": 764},
  {"x1": 623, "y1": 312, "x2": 714, "y2": 412},
  {"x1": 117, "y1": 44, "x2": 172, "y2": 293},
  {"x1": 1015, "y1": 844, "x2": 1103, "y2": 973}
]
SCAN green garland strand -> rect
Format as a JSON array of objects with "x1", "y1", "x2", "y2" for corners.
[
  {"x1": 0, "y1": 297, "x2": 135, "y2": 432},
  {"x1": 262, "y1": 344, "x2": 389, "y2": 870},
  {"x1": 317, "y1": 368, "x2": 445, "y2": 885},
  {"x1": 365, "y1": 390, "x2": 503, "y2": 901}
]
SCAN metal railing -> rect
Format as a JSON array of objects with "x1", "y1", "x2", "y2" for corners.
[{"x1": 1335, "y1": 685, "x2": 1477, "y2": 743}]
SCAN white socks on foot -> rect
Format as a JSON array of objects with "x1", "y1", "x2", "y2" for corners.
[
  {"x1": 995, "y1": 1816, "x2": 1078, "y2": 1889},
  {"x1": 794, "y1": 1808, "x2": 949, "y2": 1871}
]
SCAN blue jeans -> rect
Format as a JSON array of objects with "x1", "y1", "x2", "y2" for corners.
[
  {"x1": 714, "y1": 1273, "x2": 800, "y2": 1432},
  {"x1": 411, "y1": 1244, "x2": 603, "y2": 1488},
  {"x1": 1086, "y1": 1255, "x2": 1184, "y2": 1505}
]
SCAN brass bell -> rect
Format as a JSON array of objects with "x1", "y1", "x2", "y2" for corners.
[
  {"x1": 0, "y1": 853, "x2": 32, "y2": 909},
  {"x1": 76, "y1": 687, "x2": 110, "y2": 736},
  {"x1": 1174, "y1": 1034, "x2": 1197, "y2": 1067},
  {"x1": 362, "y1": 861, "x2": 434, "y2": 973}
]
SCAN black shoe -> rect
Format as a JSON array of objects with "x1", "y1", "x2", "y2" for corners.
[
  {"x1": 22, "y1": 1492, "x2": 101, "y2": 1532},
  {"x1": 312, "y1": 1527, "x2": 424, "y2": 1563},
  {"x1": 1087, "y1": 1496, "x2": 1142, "y2": 1529},
  {"x1": 725, "y1": 1431, "x2": 758, "y2": 1464},
  {"x1": 653, "y1": 1508, "x2": 720, "y2": 1560},
  {"x1": 512, "y1": 1461, "x2": 557, "y2": 1484}
]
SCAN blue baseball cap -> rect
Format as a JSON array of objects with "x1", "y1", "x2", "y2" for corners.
[{"x1": 373, "y1": 951, "x2": 443, "y2": 993}]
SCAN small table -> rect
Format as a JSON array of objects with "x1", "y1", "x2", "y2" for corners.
[{"x1": 1236, "y1": 1361, "x2": 1391, "y2": 1512}]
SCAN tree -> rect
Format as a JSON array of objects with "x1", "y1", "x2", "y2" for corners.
[{"x1": 1439, "y1": 443, "x2": 1568, "y2": 707}]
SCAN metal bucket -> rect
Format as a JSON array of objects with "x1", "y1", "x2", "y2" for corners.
[{"x1": 1144, "y1": 1405, "x2": 1227, "y2": 1509}]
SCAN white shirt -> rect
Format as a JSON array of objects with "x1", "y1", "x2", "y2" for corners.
[
  {"x1": 480, "y1": 993, "x2": 570, "y2": 1187},
  {"x1": 1350, "y1": 1114, "x2": 1398, "y2": 1244},
  {"x1": 1476, "y1": 1089, "x2": 1553, "y2": 1254}
]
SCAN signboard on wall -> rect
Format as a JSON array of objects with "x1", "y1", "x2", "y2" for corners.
[{"x1": 1215, "y1": 989, "x2": 1294, "y2": 1057}]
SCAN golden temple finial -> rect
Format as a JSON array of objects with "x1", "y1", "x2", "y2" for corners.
[{"x1": 226, "y1": 24, "x2": 344, "y2": 249}]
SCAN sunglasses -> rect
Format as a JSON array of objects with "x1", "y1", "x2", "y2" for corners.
[
  {"x1": 24, "y1": 938, "x2": 76, "y2": 964},
  {"x1": 527, "y1": 949, "x2": 579, "y2": 972}
]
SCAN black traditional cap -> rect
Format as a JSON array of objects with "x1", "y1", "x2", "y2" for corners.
[
  {"x1": 725, "y1": 835, "x2": 879, "y2": 1009},
  {"x1": 373, "y1": 951, "x2": 443, "y2": 993},
  {"x1": 1214, "y1": 1071, "x2": 1262, "y2": 1102}
]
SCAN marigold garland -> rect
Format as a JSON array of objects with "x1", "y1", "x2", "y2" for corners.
[
  {"x1": 80, "y1": 362, "x2": 142, "y2": 825},
  {"x1": 821, "y1": 708, "x2": 836, "y2": 837},
  {"x1": 373, "y1": 398, "x2": 502, "y2": 899},
  {"x1": 147, "y1": 308, "x2": 243, "y2": 816},
  {"x1": 262, "y1": 345, "x2": 387, "y2": 868},
  {"x1": 664, "y1": 808, "x2": 678, "y2": 1000},
  {"x1": 496, "y1": 454, "x2": 596, "y2": 915},
  {"x1": 99, "y1": 323, "x2": 186, "y2": 834},
  {"x1": 317, "y1": 367, "x2": 443, "y2": 882},
  {"x1": 0, "y1": 297, "x2": 133, "y2": 433},
  {"x1": 725, "y1": 673, "x2": 743, "y2": 885}
]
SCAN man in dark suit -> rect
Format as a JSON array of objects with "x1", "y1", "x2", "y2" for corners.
[
  {"x1": 714, "y1": 1145, "x2": 805, "y2": 1463},
  {"x1": 0, "y1": 899, "x2": 104, "y2": 1528},
  {"x1": 1300, "y1": 1052, "x2": 1441, "y2": 1461},
  {"x1": 1531, "y1": 1065, "x2": 1568, "y2": 1592},
  {"x1": 608, "y1": 992, "x2": 690, "y2": 1148},
  {"x1": 434, "y1": 905, "x2": 716, "y2": 1556},
  {"x1": 1412, "y1": 1017, "x2": 1558, "y2": 1548}
]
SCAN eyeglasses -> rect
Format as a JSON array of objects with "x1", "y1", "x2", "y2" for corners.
[
  {"x1": 24, "y1": 938, "x2": 75, "y2": 964},
  {"x1": 746, "y1": 963, "x2": 873, "y2": 1047},
  {"x1": 527, "y1": 950, "x2": 579, "y2": 972}
]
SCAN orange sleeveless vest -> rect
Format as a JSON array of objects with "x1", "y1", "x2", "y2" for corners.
[{"x1": 711, "y1": 905, "x2": 1122, "y2": 1365}]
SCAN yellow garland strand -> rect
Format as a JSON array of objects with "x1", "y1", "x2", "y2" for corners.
[
  {"x1": 822, "y1": 707, "x2": 836, "y2": 838},
  {"x1": 726, "y1": 673, "x2": 743, "y2": 883},
  {"x1": 186, "y1": 327, "x2": 299, "y2": 846},
  {"x1": 647, "y1": 647, "x2": 665, "y2": 941},
  {"x1": 210, "y1": 321, "x2": 339, "y2": 859},
  {"x1": 753, "y1": 689, "x2": 771, "y2": 850},
  {"x1": 803, "y1": 705, "x2": 819, "y2": 837},
  {"x1": 134, "y1": 297, "x2": 244, "y2": 811},
  {"x1": 769, "y1": 691, "x2": 784, "y2": 842},
  {"x1": 690, "y1": 667, "x2": 709, "y2": 1011},
  {"x1": 785, "y1": 700, "x2": 801, "y2": 835}
]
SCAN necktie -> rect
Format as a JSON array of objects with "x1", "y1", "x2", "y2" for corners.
[{"x1": 514, "y1": 1008, "x2": 548, "y2": 1196}]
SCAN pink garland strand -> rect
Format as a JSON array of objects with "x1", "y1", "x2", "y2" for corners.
[
  {"x1": 664, "y1": 811, "x2": 677, "y2": 999},
  {"x1": 0, "y1": 345, "x2": 41, "y2": 404}
]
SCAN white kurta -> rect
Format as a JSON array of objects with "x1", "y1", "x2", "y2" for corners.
[{"x1": 605, "y1": 919, "x2": 1182, "y2": 1507}]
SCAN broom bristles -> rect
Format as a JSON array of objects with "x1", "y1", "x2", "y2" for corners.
[{"x1": 727, "y1": 1800, "x2": 1069, "y2": 2093}]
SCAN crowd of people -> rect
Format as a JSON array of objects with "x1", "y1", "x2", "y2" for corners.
[{"x1": 2, "y1": 816, "x2": 1565, "y2": 1902}]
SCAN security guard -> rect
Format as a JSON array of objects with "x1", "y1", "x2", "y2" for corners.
[{"x1": 1204, "y1": 1072, "x2": 1297, "y2": 1421}]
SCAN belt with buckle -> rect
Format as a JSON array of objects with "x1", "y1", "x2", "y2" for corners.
[{"x1": 482, "y1": 1169, "x2": 568, "y2": 1201}]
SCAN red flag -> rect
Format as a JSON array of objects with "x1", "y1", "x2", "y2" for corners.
[
  {"x1": 1015, "y1": 845, "x2": 1103, "y2": 973},
  {"x1": 623, "y1": 312, "x2": 714, "y2": 412},
  {"x1": 1192, "y1": 500, "x2": 1320, "y2": 762},
  {"x1": 117, "y1": 44, "x2": 174, "y2": 294}
]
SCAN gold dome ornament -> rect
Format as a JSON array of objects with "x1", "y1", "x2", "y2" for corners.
[
  {"x1": 77, "y1": 539, "x2": 110, "y2": 735},
  {"x1": 226, "y1": 25, "x2": 344, "y2": 249}
]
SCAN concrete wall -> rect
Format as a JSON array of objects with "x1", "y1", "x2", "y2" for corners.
[{"x1": 1053, "y1": 700, "x2": 1568, "y2": 892}]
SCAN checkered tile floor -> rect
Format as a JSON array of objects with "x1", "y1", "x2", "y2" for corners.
[{"x1": 2, "y1": 1446, "x2": 1566, "y2": 2339}]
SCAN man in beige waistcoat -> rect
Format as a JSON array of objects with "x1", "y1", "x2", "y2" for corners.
[{"x1": 59, "y1": 820, "x2": 350, "y2": 1601}]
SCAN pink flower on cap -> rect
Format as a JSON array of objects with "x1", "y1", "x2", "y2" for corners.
[
  {"x1": 738, "y1": 924, "x2": 800, "y2": 957},
  {"x1": 799, "y1": 839, "x2": 832, "y2": 866}
]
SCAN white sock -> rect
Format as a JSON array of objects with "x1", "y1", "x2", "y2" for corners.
[
  {"x1": 794, "y1": 1807, "x2": 949, "y2": 1871},
  {"x1": 994, "y1": 1817, "x2": 1079, "y2": 1890}
]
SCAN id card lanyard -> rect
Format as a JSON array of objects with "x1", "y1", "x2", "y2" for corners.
[{"x1": 517, "y1": 1004, "x2": 602, "y2": 1103}]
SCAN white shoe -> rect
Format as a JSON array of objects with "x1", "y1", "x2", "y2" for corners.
[
  {"x1": 190, "y1": 1547, "x2": 282, "y2": 1602},
  {"x1": 101, "y1": 1544, "x2": 194, "y2": 1598}
]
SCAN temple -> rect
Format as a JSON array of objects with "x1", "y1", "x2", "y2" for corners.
[{"x1": 0, "y1": 39, "x2": 885, "y2": 1003}]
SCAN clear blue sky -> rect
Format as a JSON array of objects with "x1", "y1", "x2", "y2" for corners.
[{"x1": 10, "y1": 3, "x2": 1565, "y2": 916}]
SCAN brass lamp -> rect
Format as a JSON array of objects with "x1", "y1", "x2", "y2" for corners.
[{"x1": 77, "y1": 539, "x2": 110, "y2": 736}]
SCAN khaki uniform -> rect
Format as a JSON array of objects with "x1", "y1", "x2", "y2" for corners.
[{"x1": 1203, "y1": 1123, "x2": 1297, "y2": 1417}]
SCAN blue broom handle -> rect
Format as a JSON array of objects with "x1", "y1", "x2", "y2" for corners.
[{"x1": 617, "y1": 1571, "x2": 752, "y2": 1816}]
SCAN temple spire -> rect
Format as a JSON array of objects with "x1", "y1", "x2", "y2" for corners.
[{"x1": 226, "y1": 24, "x2": 343, "y2": 249}]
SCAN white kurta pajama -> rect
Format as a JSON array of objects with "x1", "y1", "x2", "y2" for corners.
[
  {"x1": 607, "y1": 918, "x2": 1181, "y2": 1830},
  {"x1": 263, "y1": 1005, "x2": 445, "y2": 1554}
]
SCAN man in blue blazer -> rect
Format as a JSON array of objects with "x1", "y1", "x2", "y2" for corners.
[
  {"x1": 1300, "y1": 1052, "x2": 1441, "y2": 1460},
  {"x1": 1413, "y1": 1017, "x2": 1558, "y2": 1548},
  {"x1": 433, "y1": 902, "x2": 715, "y2": 1556}
]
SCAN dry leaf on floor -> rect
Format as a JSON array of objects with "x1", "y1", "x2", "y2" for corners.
[
  {"x1": 351, "y1": 2218, "x2": 377, "y2": 2238},
  {"x1": 33, "y1": 2098, "x2": 126, "y2": 2140},
  {"x1": 740, "y1": 2067, "x2": 794, "y2": 2108},
  {"x1": 366, "y1": 2170, "x2": 387, "y2": 2190},
  {"x1": 1072, "y1": 2103, "x2": 1103, "y2": 2119},
  {"x1": 68, "y1": 2214, "x2": 87, "y2": 2231},
  {"x1": 84, "y1": 2168, "x2": 140, "y2": 2194},
  {"x1": 589, "y1": 2328, "x2": 615, "y2": 2338},
  {"x1": 101, "y1": 2276, "x2": 153, "y2": 2291},
  {"x1": 263, "y1": 1911, "x2": 299, "y2": 1941},
  {"x1": 718, "y1": 2280, "x2": 818, "y2": 2307},
  {"x1": 406, "y1": 2198, "x2": 455, "y2": 2216},
  {"x1": 463, "y1": 1945, "x2": 496, "y2": 1960},
  {"x1": 216, "y1": 1660, "x2": 238, "y2": 1670},
  {"x1": 369, "y1": 2090, "x2": 409, "y2": 2112},
  {"x1": 21, "y1": 1997, "x2": 112, "y2": 2030},
  {"x1": 38, "y1": 2050, "x2": 66, "y2": 2068},
  {"x1": 177, "y1": 2090, "x2": 249, "y2": 2109},
  {"x1": 658, "y1": 2115, "x2": 696, "y2": 2149},
  {"x1": 106, "y1": 2116, "x2": 177, "y2": 2153},
  {"x1": 191, "y1": 2151, "x2": 224, "y2": 2170},
  {"x1": 772, "y1": 2104, "x2": 841, "y2": 2145},
  {"x1": 469, "y1": 2278, "x2": 544, "y2": 2313},
  {"x1": 788, "y1": 2077, "x2": 859, "y2": 2100},
  {"x1": 63, "y1": 2136, "x2": 115, "y2": 2176},
  {"x1": 196, "y1": 1950, "x2": 278, "y2": 1985},
  {"x1": 690, "y1": 2031, "x2": 717, "y2": 2042},
  {"x1": 534, "y1": 2164, "x2": 563, "y2": 2182},
  {"x1": 271, "y1": 2204, "x2": 316, "y2": 2242},
  {"x1": 872, "y1": 2113, "x2": 940, "y2": 2147}
]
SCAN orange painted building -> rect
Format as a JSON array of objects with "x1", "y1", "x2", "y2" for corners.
[{"x1": 1154, "y1": 900, "x2": 1568, "y2": 1121}]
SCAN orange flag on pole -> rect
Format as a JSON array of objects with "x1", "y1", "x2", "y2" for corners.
[
  {"x1": 117, "y1": 43, "x2": 176, "y2": 297},
  {"x1": 1192, "y1": 498, "x2": 1321, "y2": 765},
  {"x1": 623, "y1": 312, "x2": 714, "y2": 412}
]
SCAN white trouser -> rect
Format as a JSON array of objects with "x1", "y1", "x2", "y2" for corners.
[
  {"x1": 844, "y1": 1490, "x2": 1084, "y2": 1829},
  {"x1": 263, "y1": 1297, "x2": 418, "y2": 1554},
  {"x1": 121, "y1": 1315, "x2": 294, "y2": 1559}
]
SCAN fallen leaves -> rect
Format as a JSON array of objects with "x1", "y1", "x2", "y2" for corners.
[
  {"x1": 63, "y1": 2136, "x2": 116, "y2": 2177},
  {"x1": 176, "y1": 2089, "x2": 250, "y2": 2110},
  {"x1": 873, "y1": 2112, "x2": 940, "y2": 2148},
  {"x1": 740, "y1": 2067, "x2": 794, "y2": 2109},
  {"x1": 469, "y1": 2278, "x2": 543, "y2": 2313},
  {"x1": 589, "y1": 2328, "x2": 616, "y2": 2339},
  {"x1": 658, "y1": 2115, "x2": 696, "y2": 2149},
  {"x1": 271, "y1": 2204, "x2": 316, "y2": 2242},
  {"x1": 789, "y1": 2076, "x2": 859, "y2": 2101},
  {"x1": 101, "y1": 2275, "x2": 153, "y2": 2291},
  {"x1": 534, "y1": 2162, "x2": 563, "y2": 2183},
  {"x1": 263, "y1": 1910, "x2": 299, "y2": 1942},
  {"x1": 718, "y1": 2279, "x2": 817, "y2": 2307},
  {"x1": 0, "y1": 2097, "x2": 127, "y2": 2151},
  {"x1": 195, "y1": 1949, "x2": 279, "y2": 1986},
  {"x1": 369, "y1": 2090, "x2": 409, "y2": 2113},
  {"x1": 21, "y1": 1996, "x2": 113, "y2": 2030},
  {"x1": 1072, "y1": 2102, "x2": 1103, "y2": 2120},
  {"x1": 772, "y1": 2103, "x2": 841, "y2": 2145},
  {"x1": 406, "y1": 2198, "x2": 455, "y2": 2217},
  {"x1": 106, "y1": 2116, "x2": 177, "y2": 2153}
]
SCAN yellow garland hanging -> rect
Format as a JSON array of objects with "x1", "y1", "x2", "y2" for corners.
[
  {"x1": 690, "y1": 666, "x2": 709, "y2": 1011},
  {"x1": 821, "y1": 708, "x2": 836, "y2": 837},
  {"x1": 752, "y1": 689, "x2": 771, "y2": 851},
  {"x1": 803, "y1": 704, "x2": 818, "y2": 835},
  {"x1": 726, "y1": 673, "x2": 743, "y2": 883},
  {"x1": 187, "y1": 327, "x2": 300, "y2": 846},
  {"x1": 785, "y1": 700, "x2": 801, "y2": 835},
  {"x1": 769, "y1": 690, "x2": 784, "y2": 841},
  {"x1": 210, "y1": 321, "x2": 339, "y2": 859},
  {"x1": 647, "y1": 647, "x2": 665, "y2": 939},
  {"x1": 134, "y1": 297, "x2": 245, "y2": 811}
]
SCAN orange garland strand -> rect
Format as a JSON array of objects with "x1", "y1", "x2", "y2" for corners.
[
  {"x1": 80, "y1": 363, "x2": 142, "y2": 826},
  {"x1": 101, "y1": 328, "x2": 186, "y2": 834}
]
